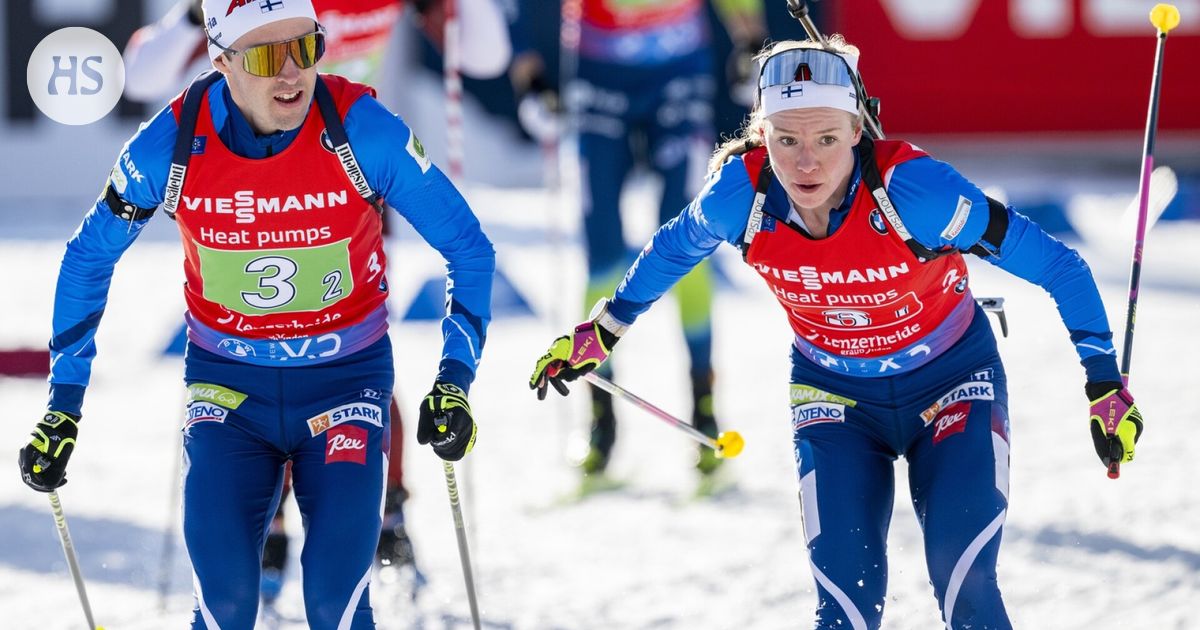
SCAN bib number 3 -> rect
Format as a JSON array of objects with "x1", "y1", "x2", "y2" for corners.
[{"x1": 242, "y1": 256, "x2": 299, "y2": 309}]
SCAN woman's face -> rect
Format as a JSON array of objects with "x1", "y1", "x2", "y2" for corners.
[{"x1": 763, "y1": 107, "x2": 861, "y2": 213}]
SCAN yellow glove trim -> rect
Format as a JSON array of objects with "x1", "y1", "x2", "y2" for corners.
[{"x1": 530, "y1": 334, "x2": 574, "y2": 388}]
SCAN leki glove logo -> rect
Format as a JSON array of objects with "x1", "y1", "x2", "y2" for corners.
[{"x1": 27, "y1": 27, "x2": 125, "y2": 125}]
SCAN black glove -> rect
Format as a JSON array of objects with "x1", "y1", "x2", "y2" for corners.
[
  {"x1": 727, "y1": 39, "x2": 761, "y2": 107},
  {"x1": 18, "y1": 411, "x2": 80, "y2": 492},
  {"x1": 416, "y1": 383, "x2": 477, "y2": 461}
]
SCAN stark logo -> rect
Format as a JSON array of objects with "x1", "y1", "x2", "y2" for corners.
[
  {"x1": 326, "y1": 425, "x2": 367, "y2": 464},
  {"x1": 921, "y1": 381, "x2": 994, "y2": 423},
  {"x1": 933, "y1": 402, "x2": 970, "y2": 445},
  {"x1": 308, "y1": 413, "x2": 331, "y2": 435},
  {"x1": 306, "y1": 402, "x2": 383, "y2": 436}
]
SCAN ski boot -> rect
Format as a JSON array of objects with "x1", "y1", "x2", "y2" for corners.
[
  {"x1": 377, "y1": 487, "x2": 415, "y2": 568},
  {"x1": 260, "y1": 519, "x2": 289, "y2": 606},
  {"x1": 581, "y1": 387, "x2": 616, "y2": 476},
  {"x1": 692, "y1": 371, "x2": 722, "y2": 477},
  {"x1": 376, "y1": 487, "x2": 428, "y2": 600}
]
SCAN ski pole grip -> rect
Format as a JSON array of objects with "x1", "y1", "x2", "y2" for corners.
[{"x1": 1106, "y1": 439, "x2": 1123, "y2": 479}]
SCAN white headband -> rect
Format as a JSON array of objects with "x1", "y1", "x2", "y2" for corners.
[
  {"x1": 760, "y1": 51, "x2": 861, "y2": 117},
  {"x1": 202, "y1": 0, "x2": 318, "y2": 61}
]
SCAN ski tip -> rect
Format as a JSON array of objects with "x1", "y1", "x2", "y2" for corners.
[{"x1": 1107, "y1": 461, "x2": 1121, "y2": 479}]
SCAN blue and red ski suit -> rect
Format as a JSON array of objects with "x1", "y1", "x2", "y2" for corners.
[
  {"x1": 606, "y1": 140, "x2": 1121, "y2": 629},
  {"x1": 45, "y1": 73, "x2": 494, "y2": 628}
]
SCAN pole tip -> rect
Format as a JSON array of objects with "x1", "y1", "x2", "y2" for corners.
[
  {"x1": 715, "y1": 431, "x2": 745, "y2": 459},
  {"x1": 1150, "y1": 4, "x2": 1181, "y2": 33}
]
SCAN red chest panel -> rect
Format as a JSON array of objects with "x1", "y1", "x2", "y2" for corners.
[
  {"x1": 743, "y1": 143, "x2": 969, "y2": 358},
  {"x1": 169, "y1": 76, "x2": 388, "y2": 339},
  {"x1": 582, "y1": 0, "x2": 701, "y2": 29},
  {"x1": 317, "y1": 0, "x2": 403, "y2": 64}
]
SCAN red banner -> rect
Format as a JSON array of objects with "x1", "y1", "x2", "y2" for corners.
[{"x1": 832, "y1": 0, "x2": 1200, "y2": 133}]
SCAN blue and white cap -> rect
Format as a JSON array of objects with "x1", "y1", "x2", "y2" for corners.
[
  {"x1": 202, "y1": 0, "x2": 318, "y2": 60},
  {"x1": 758, "y1": 47, "x2": 861, "y2": 117}
]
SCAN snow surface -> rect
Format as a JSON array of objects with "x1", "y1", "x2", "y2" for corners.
[{"x1": 2, "y1": 173, "x2": 1199, "y2": 629}]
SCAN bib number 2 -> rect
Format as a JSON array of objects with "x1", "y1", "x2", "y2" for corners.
[{"x1": 198, "y1": 239, "x2": 355, "y2": 315}]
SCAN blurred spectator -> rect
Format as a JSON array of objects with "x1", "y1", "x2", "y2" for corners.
[{"x1": 509, "y1": 0, "x2": 765, "y2": 487}]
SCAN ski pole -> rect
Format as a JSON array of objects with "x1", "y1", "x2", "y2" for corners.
[
  {"x1": 155, "y1": 447, "x2": 180, "y2": 612},
  {"x1": 1110, "y1": 3, "x2": 1180, "y2": 480},
  {"x1": 443, "y1": 0, "x2": 464, "y2": 182},
  {"x1": 48, "y1": 490, "x2": 103, "y2": 630},
  {"x1": 581, "y1": 372, "x2": 745, "y2": 458},
  {"x1": 441, "y1": 460, "x2": 482, "y2": 630},
  {"x1": 784, "y1": 0, "x2": 884, "y2": 140},
  {"x1": 156, "y1": 404, "x2": 186, "y2": 612}
]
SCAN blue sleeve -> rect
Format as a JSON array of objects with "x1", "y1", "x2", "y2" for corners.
[
  {"x1": 110, "y1": 104, "x2": 179, "y2": 209},
  {"x1": 889, "y1": 157, "x2": 1120, "y2": 383},
  {"x1": 344, "y1": 96, "x2": 495, "y2": 391},
  {"x1": 986, "y1": 210, "x2": 1120, "y2": 383},
  {"x1": 48, "y1": 106, "x2": 177, "y2": 415},
  {"x1": 608, "y1": 156, "x2": 753, "y2": 324}
]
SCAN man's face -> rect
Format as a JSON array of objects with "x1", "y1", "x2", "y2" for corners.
[
  {"x1": 763, "y1": 107, "x2": 862, "y2": 213},
  {"x1": 214, "y1": 17, "x2": 318, "y2": 135}
]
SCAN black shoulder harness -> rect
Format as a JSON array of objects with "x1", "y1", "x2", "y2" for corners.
[
  {"x1": 161, "y1": 73, "x2": 382, "y2": 219},
  {"x1": 739, "y1": 137, "x2": 944, "y2": 262},
  {"x1": 738, "y1": 157, "x2": 778, "y2": 261},
  {"x1": 861, "y1": 136, "x2": 1009, "y2": 260},
  {"x1": 856, "y1": 135, "x2": 948, "y2": 263},
  {"x1": 107, "y1": 71, "x2": 222, "y2": 223},
  {"x1": 739, "y1": 137, "x2": 1008, "y2": 262},
  {"x1": 312, "y1": 77, "x2": 384, "y2": 212}
]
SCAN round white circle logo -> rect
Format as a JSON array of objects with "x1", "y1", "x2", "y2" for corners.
[{"x1": 26, "y1": 27, "x2": 125, "y2": 126}]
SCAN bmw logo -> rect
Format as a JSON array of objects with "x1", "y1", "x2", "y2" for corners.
[
  {"x1": 869, "y1": 209, "x2": 888, "y2": 235},
  {"x1": 217, "y1": 338, "x2": 256, "y2": 358}
]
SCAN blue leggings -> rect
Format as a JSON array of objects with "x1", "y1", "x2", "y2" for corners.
[
  {"x1": 790, "y1": 309, "x2": 1013, "y2": 629},
  {"x1": 182, "y1": 336, "x2": 394, "y2": 629}
]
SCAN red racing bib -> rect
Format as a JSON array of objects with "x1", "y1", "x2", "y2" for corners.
[
  {"x1": 169, "y1": 75, "x2": 388, "y2": 339},
  {"x1": 582, "y1": 0, "x2": 702, "y2": 29},
  {"x1": 743, "y1": 142, "x2": 970, "y2": 359}
]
